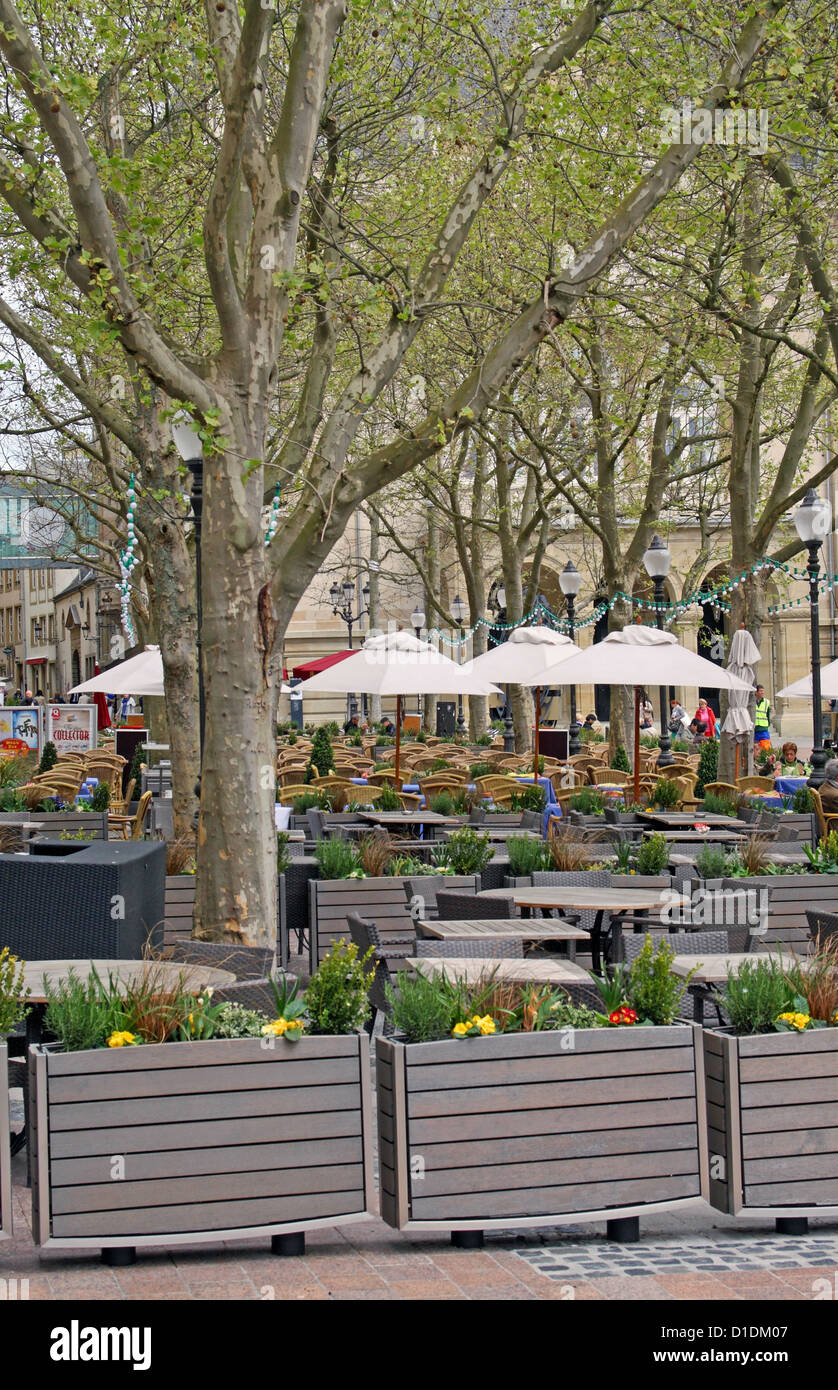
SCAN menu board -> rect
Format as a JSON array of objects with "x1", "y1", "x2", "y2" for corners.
[
  {"x1": 0, "y1": 706, "x2": 40, "y2": 758},
  {"x1": 45, "y1": 705, "x2": 96, "y2": 753}
]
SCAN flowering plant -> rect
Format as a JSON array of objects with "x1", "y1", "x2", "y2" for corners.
[
  {"x1": 608, "y1": 1006, "x2": 638, "y2": 1026},
  {"x1": 774, "y1": 994, "x2": 825, "y2": 1032},
  {"x1": 452, "y1": 1014, "x2": 496, "y2": 1037},
  {"x1": 265, "y1": 973, "x2": 307, "y2": 1039},
  {"x1": 107, "y1": 1030, "x2": 140, "y2": 1047}
]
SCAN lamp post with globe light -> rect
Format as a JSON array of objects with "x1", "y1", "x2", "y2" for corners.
[
  {"x1": 451, "y1": 593, "x2": 467, "y2": 735},
  {"x1": 559, "y1": 562, "x2": 582, "y2": 756},
  {"x1": 488, "y1": 581, "x2": 514, "y2": 751},
  {"x1": 643, "y1": 535, "x2": 674, "y2": 768},
  {"x1": 328, "y1": 575, "x2": 370, "y2": 720},
  {"x1": 172, "y1": 415, "x2": 205, "y2": 777},
  {"x1": 793, "y1": 487, "x2": 832, "y2": 787},
  {"x1": 411, "y1": 603, "x2": 426, "y2": 716}
]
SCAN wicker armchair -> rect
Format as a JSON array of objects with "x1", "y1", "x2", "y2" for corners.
[
  {"x1": 211, "y1": 976, "x2": 295, "y2": 1013},
  {"x1": 736, "y1": 775, "x2": 775, "y2": 794},
  {"x1": 162, "y1": 939, "x2": 274, "y2": 980},
  {"x1": 347, "y1": 912, "x2": 410, "y2": 1034},
  {"x1": 434, "y1": 890, "x2": 514, "y2": 919},
  {"x1": 591, "y1": 768, "x2": 632, "y2": 787},
  {"x1": 807, "y1": 907, "x2": 838, "y2": 948}
]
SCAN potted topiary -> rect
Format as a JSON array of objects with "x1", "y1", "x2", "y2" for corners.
[
  {"x1": 29, "y1": 943, "x2": 376, "y2": 1262},
  {"x1": 0, "y1": 947, "x2": 28, "y2": 1240},
  {"x1": 705, "y1": 944, "x2": 838, "y2": 1229},
  {"x1": 378, "y1": 937, "x2": 706, "y2": 1242}
]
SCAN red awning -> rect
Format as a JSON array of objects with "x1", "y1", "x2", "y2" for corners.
[
  {"x1": 25, "y1": 657, "x2": 47, "y2": 665},
  {"x1": 291, "y1": 650, "x2": 355, "y2": 680}
]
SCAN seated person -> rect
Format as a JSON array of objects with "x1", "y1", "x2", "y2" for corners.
[
  {"x1": 582, "y1": 713, "x2": 600, "y2": 734},
  {"x1": 343, "y1": 713, "x2": 361, "y2": 735},
  {"x1": 687, "y1": 717, "x2": 707, "y2": 751},
  {"x1": 379, "y1": 716, "x2": 396, "y2": 736},
  {"x1": 773, "y1": 741, "x2": 811, "y2": 778},
  {"x1": 819, "y1": 759, "x2": 838, "y2": 815}
]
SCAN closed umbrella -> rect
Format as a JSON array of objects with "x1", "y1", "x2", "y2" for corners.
[
  {"x1": 300, "y1": 630, "x2": 501, "y2": 783},
  {"x1": 469, "y1": 626, "x2": 578, "y2": 781},
  {"x1": 535, "y1": 626, "x2": 754, "y2": 804},
  {"x1": 721, "y1": 626, "x2": 761, "y2": 781}
]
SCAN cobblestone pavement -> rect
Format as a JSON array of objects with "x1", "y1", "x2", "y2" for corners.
[{"x1": 5, "y1": 1150, "x2": 837, "y2": 1301}]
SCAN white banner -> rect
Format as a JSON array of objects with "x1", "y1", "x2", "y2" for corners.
[{"x1": 45, "y1": 705, "x2": 96, "y2": 753}]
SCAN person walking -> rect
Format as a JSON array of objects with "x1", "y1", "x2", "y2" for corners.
[
  {"x1": 754, "y1": 685, "x2": 771, "y2": 750},
  {"x1": 694, "y1": 697, "x2": 717, "y2": 738}
]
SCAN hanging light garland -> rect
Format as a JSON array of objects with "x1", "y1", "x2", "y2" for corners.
[
  {"x1": 119, "y1": 474, "x2": 139, "y2": 644},
  {"x1": 264, "y1": 485, "x2": 281, "y2": 546}
]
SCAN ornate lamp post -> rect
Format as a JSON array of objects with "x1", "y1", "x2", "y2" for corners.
[
  {"x1": 559, "y1": 561, "x2": 582, "y2": 756},
  {"x1": 451, "y1": 593, "x2": 467, "y2": 734},
  {"x1": 411, "y1": 602, "x2": 426, "y2": 715},
  {"x1": 172, "y1": 416, "x2": 205, "y2": 799},
  {"x1": 328, "y1": 575, "x2": 370, "y2": 720},
  {"x1": 488, "y1": 582, "x2": 514, "y2": 751},
  {"x1": 643, "y1": 534, "x2": 673, "y2": 768},
  {"x1": 793, "y1": 487, "x2": 831, "y2": 787}
]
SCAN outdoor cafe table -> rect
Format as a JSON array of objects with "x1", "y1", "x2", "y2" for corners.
[
  {"x1": 669, "y1": 951, "x2": 801, "y2": 1025},
  {"x1": 641, "y1": 828, "x2": 747, "y2": 844},
  {"x1": 477, "y1": 885, "x2": 689, "y2": 973},
  {"x1": 420, "y1": 917, "x2": 590, "y2": 958},
  {"x1": 18, "y1": 959, "x2": 236, "y2": 1046},
  {"x1": 407, "y1": 955, "x2": 594, "y2": 986},
  {"x1": 638, "y1": 810, "x2": 752, "y2": 831},
  {"x1": 358, "y1": 809, "x2": 460, "y2": 838}
]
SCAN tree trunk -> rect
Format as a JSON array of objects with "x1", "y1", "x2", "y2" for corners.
[{"x1": 194, "y1": 429, "x2": 276, "y2": 948}]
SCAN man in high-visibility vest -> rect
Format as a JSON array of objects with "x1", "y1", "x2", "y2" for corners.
[{"x1": 754, "y1": 685, "x2": 771, "y2": 750}]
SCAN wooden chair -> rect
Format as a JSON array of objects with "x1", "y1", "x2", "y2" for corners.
[
  {"x1": 32, "y1": 777, "x2": 83, "y2": 802},
  {"x1": 811, "y1": 788, "x2": 838, "y2": 842},
  {"x1": 17, "y1": 783, "x2": 60, "y2": 809},
  {"x1": 736, "y1": 775, "x2": 774, "y2": 794},
  {"x1": 110, "y1": 777, "x2": 136, "y2": 816},
  {"x1": 109, "y1": 789, "x2": 153, "y2": 840}
]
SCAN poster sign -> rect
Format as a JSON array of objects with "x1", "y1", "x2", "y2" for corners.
[
  {"x1": 45, "y1": 705, "x2": 96, "y2": 753},
  {"x1": 0, "y1": 706, "x2": 40, "y2": 758}
]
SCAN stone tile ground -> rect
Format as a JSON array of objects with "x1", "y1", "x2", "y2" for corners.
[{"x1": 6, "y1": 1146, "x2": 838, "y2": 1301}]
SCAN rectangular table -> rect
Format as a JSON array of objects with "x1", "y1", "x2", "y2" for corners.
[
  {"x1": 643, "y1": 829, "x2": 747, "y2": 843},
  {"x1": 407, "y1": 956, "x2": 594, "y2": 985},
  {"x1": 421, "y1": 918, "x2": 589, "y2": 941},
  {"x1": 639, "y1": 811, "x2": 752, "y2": 831},
  {"x1": 670, "y1": 950, "x2": 801, "y2": 1023}
]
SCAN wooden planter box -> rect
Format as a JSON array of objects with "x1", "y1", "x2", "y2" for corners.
[
  {"x1": 31, "y1": 811, "x2": 109, "y2": 840},
  {"x1": 705, "y1": 1029, "x2": 838, "y2": 1220},
  {"x1": 719, "y1": 874, "x2": 838, "y2": 950},
  {"x1": 163, "y1": 874, "x2": 195, "y2": 946},
  {"x1": 377, "y1": 1025, "x2": 708, "y2": 1239},
  {"x1": 29, "y1": 1033, "x2": 374, "y2": 1258},
  {"x1": 0, "y1": 1041, "x2": 11, "y2": 1241},
  {"x1": 309, "y1": 874, "x2": 476, "y2": 971}
]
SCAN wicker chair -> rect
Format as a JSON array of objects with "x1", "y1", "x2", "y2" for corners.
[
  {"x1": 591, "y1": 768, "x2": 632, "y2": 787},
  {"x1": 806, "y1": 907, "x2": 838, "y2": 947},
  {"x1": 108, "y1": 789, "x2": 152, "y2": 840},
  {"x1": 347, "y1": 912, "x2": 411, "y2": 1034},
  {"x1": 162, "y1": 939, "x2": 274, "y2": 980},
  {"x1": 18, "y1": 782, "x2": 60, "y2": 809},
  {"x1": 420, "y1": 774, "x2": 467, "y2": 793},
  {"x1": 702, "y1": 782, "x2": 740, "y2": 800},
  {"x1": 344, "y1": 784, "x2": 380, "y2": 807},
  {"x1": 279, "y1": 783, "x2": 313, "y2": 805},
  {"x1": 398, "y1": 792, "x2": 423, "y2": 812},
  {"x1": 531, "y1": 869, "x2": 611, "y2": 941},
  {"x1": 434, "y1": 890, "x2": 515, "y2": 919},
  {"x1": 415, "y1": 936, "x2": 522, "y2": 959},
  {"x1": 736, "y1": 775, "x2": 775, "y2": 794},
  {"x1": 211, "y1": 976, "x2": 294, "y2": 1013},
  {"x1": 278, "y1": 766, "x2": 309, "y2": 788},
  {"x1": 811, "y1": 788, "x2": 838, "y2": 841}
]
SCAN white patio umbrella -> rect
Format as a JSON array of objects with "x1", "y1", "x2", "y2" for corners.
[
  {"x1": 470, "y1": 626, "x2": 579, "y2": 781},
  {"x1": 779, "y1": 657, "x2": 838, "y2": 700},
  {"x1": 535, "y1": 625, "x2": 754, "y2": 803},
  {"x1": 721, "y1": 627, "x2": 761, "y2": 780},
  {"x1": 300, "y1": 630, "x2": 501, "y2": 783},
  {"x1": 70, "y1": 645, "x2": 291, "y2": 698}
]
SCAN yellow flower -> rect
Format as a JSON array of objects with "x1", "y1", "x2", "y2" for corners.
[
  {"x1": 452, "y1": 1022, "x2": 468, "y2": 1036},
  {"x1": 777, "y1": 1011, "x2": 811, "y2": 1031},
  {"x1": 477, "y1": 1017, "x2": 496, "y2": 1035},
  {"x1": 107, "y1": 1030, "x2": 137, "y2": 1048}
]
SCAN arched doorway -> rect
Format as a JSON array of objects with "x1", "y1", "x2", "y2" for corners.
[{"x1": 71, "y1": 647, "x2": 80, "y2": 691}]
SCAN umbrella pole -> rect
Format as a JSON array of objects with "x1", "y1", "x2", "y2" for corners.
[
  {"x1": 534, "y1": 688, "x2": 541, "y2": 784},
  {"x1": 734, "y1": 741, "x2": 740, "y2": 783},
  {"x1": 634, "y1": 687, "x2": 641, "y2": 806},
  {"x1": 395, "y1": 695, "x2": 402, "y2": 788}
]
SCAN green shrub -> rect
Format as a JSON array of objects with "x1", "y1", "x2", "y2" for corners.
[
  {"x1": 385, "y1": 970, "x2": 452, "y2": 1043},
  {"x1": 433, "y1": 825, "x2": 494, "y2": 875},
  {"x1": 37, "y1": 740, "x2": 58, "y2": 776},
  {"x1": 469, "y1": 761, "x2": 493, "y2": 779},
  {"x1": 695, "y1": 738, "x2": 718, "y2": 796},
  {"x1": 213, "y1": 1002, "x2": 269, "y2": 1038},
  {"x1": 276, "y1": 831, "x2": 291, "y2": 874},
  {"x1": 291, "y1": 789, "x2": 323, "y2": 814},
  {"x1": 308, "y1": 726, "x2": 334, "y2": 777},
  {"x1": 314, "y1": 837, "x2": 361, "y2": 879},
  {"x1": 568, "y1": 787, "x2": 606, "y2": 815},
  {"x1": 626, "y1": 935, "x2": 691, "y2": 1026},
  {"x1": 43, "y1": 968, "x2": 117, "y2": 1051},
  {"x1": 792, "y1": 786, "x2": 813, "y2": 813},
  {"x1": 612, "y1": 744, "x2": 631, "y2": 774},
  {"x1": 702, "y1": 791, "x2": 738, "y2": 817},
  {"x1": 506, "y1": 835, "x2": 549, "y2": 877},
  {"x1": 0, "y1": 787, "x2": 26, "y2": 812},
  {"x1": 90, "y1": 783, "x2": 111, "y2": 811},
  {"x1": 373, "y1": 781, "x2": 401, "y2": 811},
  {"x1": 128, "y1": 741, "x2": 145, "y2": 791},
  {"x1": 304, "y1": 939, "x2": 375, "y2": 1034},
  {"x1": 635, "y1": 832, "x2": 668, "y2": 875},
  {"x1": 671, "y1": 737, "x2": 689, "y2": 754},
  {"x1": 429, "y1": 790, "x2": 455, "y2": 816},
  {"x1": 509, "y1": 784, "x2": 547, "y2": 812},
  {"x1": 719, "y1": 956, "x2": 794, "y2": 1035},
  {"x1": 0, "y1": 948, "x2": 29, "y2": 1038},
  {"x1": 695, "y1": 844, "x2": 729, "y2": 878},
  {"x1": 651, "y1": 777, "x2": 680, "y2": 809}
]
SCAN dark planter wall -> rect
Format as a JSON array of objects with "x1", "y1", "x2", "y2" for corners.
[
  {"x1": 0, "y1": 1041, "x2": 10, "y2": 1241},
  {"x1": 0, "y1": 841, "x2": 165, "y2": 959}
]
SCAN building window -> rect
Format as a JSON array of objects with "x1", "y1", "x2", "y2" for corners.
[
  {"x1": 48, "y1": 614, "x2": 54, "y2": 642},
  {"x1": 84, "y1": 655, "x2": 95, "y2": 680}
]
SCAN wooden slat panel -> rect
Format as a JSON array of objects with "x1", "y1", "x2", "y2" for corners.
[
  {"x1": 52, "y1": 1163, "x2": 364, "y2": 1215},
  {"x1": 745, "y1": 1178, "x2": 838, "y2": 1206},
  {"x1": 709, "y1": 1178, "x2": 731, "y2": 1212},
  {"x1": 703, "y1": 1032, "x2": 724, "y2": 1058},
  {"x1": 50, "y1": 1082, "x2": 363, "y2": 1132},
  {"x1": 415, "y1": 1148, "x2": 698, "y2": 1199},
  {"x1": 743, "y1": 1126, "x2": 838, "y2": 1160},
  {"x1": 47, "y1": 1035, "x2": 358, "y2": 1075},
  {"x1": 738, "y1": 1031, "x2": 838, "y2": 1059},
  {"x1": 407, "y1": 1070, "x2": 696, "y2": 1119},
  {"x1": 51, "y1": 1190, "x2": 364, "y2": 1238},
  {"x1": 49, "y1": 1056, "x2": 359, "y2": 1104},
  {"x1": 379, "y1": 1137, "x2": 395, "y2": 1171},
  {"x1": 51, "y1": 1137, "x2": 361, "y2": 1186},
  {"x1": 411, "y1": 1173, "x2": 699, "y2": 1221},
  {"x1": 409, "y1": 1096, "x2": 698, "y2": 1144},
  {"x1": 50, "y1": 1107, "x2": 362, "y2": 1160},
  {"x1": 706, "y1": 1101, "x2": 727, "y2": 1134},
  {"x1": 741, "y1": 1052, "x2": 838, "y2": 1083},
  {"x1": 704, "y1": 1076, "x2": 726, "y2": 1109},
  {"x1": 707, "y1": 1126, "x2": 727, "y2": 1159},
  {"x1": 744, "y1": 1152, "x2": 838, "y2": 1185},
  {"x1": 740, "y1": 1077, "x2": 838, "y2": 1108},
  {"x1": 741, "y1": 1101, "x2": 838, "y2": 1134},
  {"x1": 403, "y1": 1027, "x2": 692, "y2": 1068},
  {"x1": 417, "y1": 1123, "x2": 697, "y2": 1170},
  {"x1": 704, "y1": 1051, "x2": 725, "y2": 1083},
  {"x1": 410, "y1": 1048, "x2": 693, "y2": 1090}
]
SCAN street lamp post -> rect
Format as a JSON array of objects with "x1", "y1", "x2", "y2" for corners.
[
  {"x1": 559, "y1": 562, "x2": 582, "y2": 756},
  {"x1": 451, "y1": 593, "x2": 467, "y2": 735},
  {"x1": 172, "y1": 416, "x2": 205, "y2": 797},
  {"x1": 411, "y1": 603, "x2": 426, "y2": 716},
  {"x1": 488, "y1": 582, "x2": 514, "y2": 751},
  {"x1": 328, "y1": 576, "x2": 370, "y2": 722},
  {"x1": 643, "y1": 535, "x2": 673, "y2": 768},
  {"x1": 794, "y1": 487, "x2": 832, "y2": 787}
]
